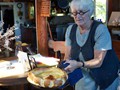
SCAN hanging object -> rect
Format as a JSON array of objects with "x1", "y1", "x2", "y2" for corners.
[
  {"x1": 17, "y1": 3, "x2": 23, "y2": 19},
  {"x1": 40, "y1": 0, "x2": 51, "y2": 17},
  {"x1": 57, "y1": 0, "x2": 69, "y2": 9},
  {"x1": 17, "y1": 2, "x2": 23, "y2": 9}
]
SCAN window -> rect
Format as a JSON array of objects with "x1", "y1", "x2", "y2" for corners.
[{"x1": 94, "y1": 0, "x2": 107, "y2": 23}]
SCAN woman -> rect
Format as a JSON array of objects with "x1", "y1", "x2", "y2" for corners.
[{"x1": 64, "y1": 0, "x2": 120, "y2": 90}]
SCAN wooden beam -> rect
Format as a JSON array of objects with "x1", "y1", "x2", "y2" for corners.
[
  {"x1": 0, "y1": 0, "x2": 34, "y2": 2},
  {"x1": 35, "y1": 0, "x2": 48, "y2": 56}
]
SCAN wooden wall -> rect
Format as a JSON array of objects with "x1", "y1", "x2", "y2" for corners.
[
  {"x1": 108, "y1": 0, "x2": 120, "y2": 20},
  {"x1": 112, "y1": 40, "x2": 120, "y2": 60}
]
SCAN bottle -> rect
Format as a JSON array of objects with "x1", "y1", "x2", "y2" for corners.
[
  {"x1": 4, "y1": 48, "x2": 10, "y2": 57},
  {"x1": 26, "y1": 47, "x2": 35, "y2": 55},
  {"x1": 15, "y1": 41, "x2": 23, "y2": 56}
]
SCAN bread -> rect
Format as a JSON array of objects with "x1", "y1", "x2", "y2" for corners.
[{"x1": 27, "y1": 67, "x2": 68, "y2": 88}]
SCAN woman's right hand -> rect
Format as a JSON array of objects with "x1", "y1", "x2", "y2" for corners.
[{"x1": 64, "y1": 60, "x2": 82, "y2": 73}]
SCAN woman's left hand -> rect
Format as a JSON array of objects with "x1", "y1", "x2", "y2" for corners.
[{"x1": 64, "y1": 60, "x2": 80, "y2": 73}]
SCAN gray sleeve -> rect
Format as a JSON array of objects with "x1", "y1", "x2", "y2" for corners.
[
  {"x1": 94, "y1": 24, "x2": 112, "y2": 51},
  {"x1": 65, "y1": 25, "x2": 73, "y2": 46}
]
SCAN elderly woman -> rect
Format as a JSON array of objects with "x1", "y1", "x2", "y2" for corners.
[{"x1": 64, "y1": 0, "x2": 120, "y2": 90}]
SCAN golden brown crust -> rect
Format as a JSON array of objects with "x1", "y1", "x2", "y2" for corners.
[
  {"x1": 28, "y1": 72, "x2": 40, "y2": 85},
  {"x1": 28, "y1": 67, "x2": 68, "y2": 88},
  {"x1": 44, "y1": 79, "x2": 51, "y2": 87}
]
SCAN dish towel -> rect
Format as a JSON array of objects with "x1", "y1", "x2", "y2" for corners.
[{"x1": 58, "y1": 61, "x2": 83, "y2": 89}]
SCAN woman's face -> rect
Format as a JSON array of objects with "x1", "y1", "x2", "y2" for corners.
[{"x1": 70, "y1": 6, "x2": 91, "y2": 27}]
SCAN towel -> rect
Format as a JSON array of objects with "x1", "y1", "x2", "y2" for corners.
[{"x1": 58, "y1": 61, "x2": 83, "y2": 89}]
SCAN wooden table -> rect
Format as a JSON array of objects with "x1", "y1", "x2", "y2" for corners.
[
  {"x1": 0, "y1": 57, "x2": 29, "y2": 90},
  {"x1": 0, "y1": 57, "x2": 74, "y2": 90}
]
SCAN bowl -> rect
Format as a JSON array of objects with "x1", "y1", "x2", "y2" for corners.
[{"x1": 27, "y1": 67, "x2": 68, "y2": 88}]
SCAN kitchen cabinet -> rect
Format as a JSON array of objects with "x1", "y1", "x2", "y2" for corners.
[{"x1": 20, "y1": 26, "x2": 37, "y2": 52}]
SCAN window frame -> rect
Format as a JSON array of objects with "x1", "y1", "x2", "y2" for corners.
[{"x1": 93, "y1": 0, "x2": 108, "y2": 23}]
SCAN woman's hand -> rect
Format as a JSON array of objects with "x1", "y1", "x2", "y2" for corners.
[{"x1": 64, "y1": 60, "x2": 82, "y2": 73}]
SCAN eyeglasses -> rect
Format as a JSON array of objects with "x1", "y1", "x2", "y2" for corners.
[{"x1": 70, "y1": 10, "x2": 90, "y2": 17}]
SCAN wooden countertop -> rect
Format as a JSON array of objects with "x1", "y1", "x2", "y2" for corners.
[{"x1": 0, "y1": 56, "x2": 17, "y2": 61}]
